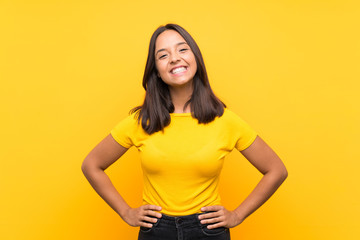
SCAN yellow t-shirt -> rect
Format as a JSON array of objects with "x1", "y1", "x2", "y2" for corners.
[{"x1": 110, "y1": 108, "x2": 257, "y2": 216}]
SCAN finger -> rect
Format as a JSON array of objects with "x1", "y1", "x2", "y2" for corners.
[
  {"x1": 142, "y1": 205, "x2": 162, "y2": 218},
  {"x1": 207, "y1": 222, "x2": 225, "y2": 229},
  {"x1": 200, "y1": 216, "x2": 222, "y2": 224},
  {"x1": 198, "y1": 211, "x2": 219, "y2": 220},
  {"x1": 144, "y1": 205, "x2": 162, "y2": 211},
  {"x1": 201, "y1": 205, "x2": 222, "y2": 212},
  {"x1": 142, "y1": 216, "x2": 159, "y2": 224},
  {"x1": 144, "y1": 209, "x2": 162, "y2": 218},
  {"x1": 140, "y1": 221, "x2": 153, "y2": 228}
]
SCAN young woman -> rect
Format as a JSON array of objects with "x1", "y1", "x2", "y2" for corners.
[{"x1": 81, "y1": 23, "x2": 288, "y2": 240}]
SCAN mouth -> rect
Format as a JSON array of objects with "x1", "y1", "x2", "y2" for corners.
[{"x1": 170, "y1": 66, "x2": 187, "y2": 74}]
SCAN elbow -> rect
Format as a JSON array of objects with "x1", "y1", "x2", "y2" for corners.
[
  {"x1": 282, "y1": 168, "x2": 288, "y2": 182},
  {"x1": 81, "y1": 160, "x2": 89, "y2": 175},
  {"x1": 278, "y1": 165, "x2": 288, "y2": 183},
  {"x1": 81, "y1": 157, "x2": 104, "y2": 176},
  {"x1": 81, "y1": 157, "x2": 95, "y2": 175},
  {"x1": 267, "y1": 164, "x2": 288, "y2": 184}
]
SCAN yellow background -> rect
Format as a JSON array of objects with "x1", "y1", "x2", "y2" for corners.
[{"x1": 1, "y1": 0, "x2": 359, "y2": 239}]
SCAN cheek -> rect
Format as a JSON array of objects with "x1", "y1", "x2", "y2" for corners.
[
  {"x1": 155, "y1": 62, "x2": 166, "y2": 75},
  {"x1": 190, "y1": 58, "x2": 197, "y2": 73},
  {"x1": 187, "y1": 55, "x2": 197, "y2": 69},
  {"x1": 193, "y1": 61, "x2": 198, "y2": 72}
]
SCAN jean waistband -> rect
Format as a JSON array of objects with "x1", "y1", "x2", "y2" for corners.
[{"x1": 158, "y1": 213, "x2": 204, "y2": 228}]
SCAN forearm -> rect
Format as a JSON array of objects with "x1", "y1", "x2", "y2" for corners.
[
  {"x1": 81, "y1": 165, "x2": 130, "y2": 219},
  {"x1": 234, "y1": 170, "x2": 287, "y2": 223}
]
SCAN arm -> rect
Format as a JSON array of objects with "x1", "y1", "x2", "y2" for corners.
[
  {"x1": 81, "y1": 134, "x2": 162, "y2": 228},
  {"x1": 199, "y1": 136, "x2": 288, "y2": 228}
]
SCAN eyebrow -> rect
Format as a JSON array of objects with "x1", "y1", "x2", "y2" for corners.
[{"x1": 155, "y1": 42, "x2": 188, "y2": 56}]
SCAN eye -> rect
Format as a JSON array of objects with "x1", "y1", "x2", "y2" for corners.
[
  {"x1": 159, "y1": 54, "x2": 167, "y2": 59},
  {"x1": 179, "y1": 48, "x2": 188, "y2": 52}
]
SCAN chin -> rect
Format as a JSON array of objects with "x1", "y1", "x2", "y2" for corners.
[{"x1": 171, "y1": 80, "x2": 193, "y2": 87}]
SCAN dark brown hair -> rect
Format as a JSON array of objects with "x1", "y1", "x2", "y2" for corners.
[{"x1": 132, "y1": 23, "x2": 225, "y2": 134}]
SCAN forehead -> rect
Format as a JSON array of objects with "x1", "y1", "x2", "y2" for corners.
[{"x1": 155, "y1": 30, "x2": 187, "y2": 50}]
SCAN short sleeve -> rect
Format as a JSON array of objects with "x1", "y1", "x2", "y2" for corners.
[
  {"x1": 234, "y1": 121, "x2": 258, "y2": 151},
  {"x1": 224, "y1": 109, "x2": 258, "y2": 151},
  {"x1": 110, "y1": 113, "x2": 141, "y2": 148}
]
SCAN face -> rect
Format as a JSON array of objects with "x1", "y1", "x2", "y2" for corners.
[{"x1": 154, "y1": 30, "x2": 197, "y2": 89}]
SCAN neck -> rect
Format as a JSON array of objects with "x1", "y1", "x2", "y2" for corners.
[{"x1": 169, "y1": 83, "x2": 193, "y2": 113}]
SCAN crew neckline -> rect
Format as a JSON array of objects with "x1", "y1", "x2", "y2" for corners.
[{"x1": 170, "y1": 112, "x2": 192, "y2": 117}]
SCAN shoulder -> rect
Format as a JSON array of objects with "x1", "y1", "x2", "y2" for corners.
[
  {"x1": 219, "y1": 108, "x2": 243, "y2": 122},
  {"x1": 112, "y1": 110, "x2": 141, "y2": 131},
  {"x1": 222, "y1": 108, "x2": 236, "y2": 117},
  {"x1": 219, "y1": 108, "x2": 254, "y2": 129},
  {"x1": 123, "y1": 109, "x2": 141, "y2": 122},
  {"x1": 110, "y1": 110, "x2": 147, "y2": 148}
]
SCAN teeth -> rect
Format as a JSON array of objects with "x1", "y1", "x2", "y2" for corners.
[{"x1": 172, "y1": 67, "x2": 186, "y2": 74}]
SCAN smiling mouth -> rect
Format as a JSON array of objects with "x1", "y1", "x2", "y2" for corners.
[{"x1": 170, "y1": 66, "x2": 187, "y2": 74}]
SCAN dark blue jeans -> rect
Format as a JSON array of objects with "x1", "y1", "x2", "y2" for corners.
[{"x1": 138, "y1": 213, "x2": 230, "y2": 240}]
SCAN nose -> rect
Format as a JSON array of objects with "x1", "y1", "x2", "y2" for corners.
[{"x1": 169, "y1": 51, "x2": 180, "y2": 63}]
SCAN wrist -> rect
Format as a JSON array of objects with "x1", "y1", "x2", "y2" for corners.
[
  {"x1": 233, "y1": 209, "x2": 245, "y2": 225},
  {"x1": 118, "y1": 205, "x2": 131, "y2": 219}
]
